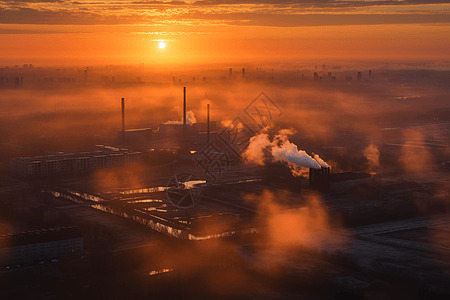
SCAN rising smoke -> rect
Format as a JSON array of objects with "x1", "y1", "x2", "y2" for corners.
[
  {"x1": 363, "y1": 144, "x2": 380, "y2": 171},
  {"x1": 164, "y1": 110, "x2": 197, "y2": 126},
  {"x1": 243, "y1": 128, "x2": 326, "y2": 176}
]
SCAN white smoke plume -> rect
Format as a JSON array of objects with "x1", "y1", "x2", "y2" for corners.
[
  {"x1": 164, "y1": 110, "x2": 197, "y2": 126},
  {"x1": 243, "y1": 128, "x2": 322, "y2": 175},
  {"x1": 313, "y1": 154, "x2": 329, "y2": 168}
]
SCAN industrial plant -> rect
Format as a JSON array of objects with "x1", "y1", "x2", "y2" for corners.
[{"x1": 1, "y1": 63, "x2": 450, "y2": 299}]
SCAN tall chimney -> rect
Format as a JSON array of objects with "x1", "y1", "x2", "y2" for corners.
[
  {"x1": 207, "y1": 104, "x2": 210, "y2": 144},
  {"x1": 229, "y1": 68, "x2": 232, "y2": 77},
  {"x1": 183, "y1": 87, "x2": 186, "y2": 126},
  {"x1": 242, "y1": 68, "x2": 245, "y2": 76},
  {"x1": 121, "y1": 98, "x2": 125, "y2": 143}
]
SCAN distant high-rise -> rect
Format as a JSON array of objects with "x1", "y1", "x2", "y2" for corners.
[
  {"x1": 357, "y1": 72, "x2": 362, "y2": 81},
  {"x1": 84, "y1": 69, "x2": 87, "y2": 81},
  {"x1": 23, "y1": 64, "x2": 28, "y2": 68},
  {"x1": 229, "y1": 68, "x2": 232, "y2": 76},
  {"x1": 14, "y1": 77, "x2": 20, "y2": 87},
  {"x1": 322, "y1": 64, "x2": 326, "y2": 70},
  {"x1": 242, "y1": 68, "x2": 245, "y2": 76},
  {"x1": 20, "y1": 77, "x2": 23, "y2": 86},
  {"x1": 314, "y1": 72, "x2": 319, "y2": 81},
  {"x1": 369, "y1": 70, "x2": 372, "y2": 78}
]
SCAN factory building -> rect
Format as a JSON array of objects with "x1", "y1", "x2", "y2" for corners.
[
  {"x1": 309, "y1": 167, "x2": 372, "y2": 192},
  {"x1": 118, "y1": 128, "x2": 152, "y2": 148},
  {"x1": 329, "y1": 172, "x2": 372, "y2": 192},
  {"x1": 10, "y1": 145, "x2": 141, "y2": 177},
  {"x1": 0, "y1": 226, "x2": 83, "y2": 266}
]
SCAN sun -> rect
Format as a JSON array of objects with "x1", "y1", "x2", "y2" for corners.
[{"x1": 159, "y1": 42, "x2": 166, "y2": 49}]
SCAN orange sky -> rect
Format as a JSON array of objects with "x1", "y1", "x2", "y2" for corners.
[{"x1": 1, "y1": 1, "x2": 449, "y2": 66}]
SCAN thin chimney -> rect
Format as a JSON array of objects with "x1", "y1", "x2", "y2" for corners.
[
  {"x1": 121, "y1": 98, "x2": 125, "y2": 143},
  {"x1": 207, "y1": 104, "x2": 210, "y2": 144},
  {"x1": 183, "y1": 87, "x2": 186, "y2": 126}
]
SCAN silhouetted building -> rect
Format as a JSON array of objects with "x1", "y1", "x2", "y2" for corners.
[
  {"x1": 357, "y1": 72, "x2": 362, "y2": 81},
  {"x1": 242, "y1": 68, "x2": 245, "y2": 76},
  {"x1": 369, "y1": 70, "x2": 372, "y2": 78},
  {"x1": 309, "y1": 167, "x2": 330, "y2": 191},
  {"x1": 310, "y1": 169, "x2": 372, "y2": 192},
  {"x1": 118, "y1": 128, "x2": 153, "y2": 148},
  {"x1": 322, "y1": 64, "x2": 326, "y2": 70},
  {"x1": 330, "y1": 172, "x2": 371, "y2": 191},
  {"x1": 0, "y1": 226, "x2": 83, "y2": 266},
  {"x1": 379, "y1": 181, "x2": 419, "y2": 197},
  {"x1": 314, "y1": 72, "x2": 319, "y2": 81},
  {"x1": 10, "y1": 146, "x2": 141, "y2": 177},
  {"x1": 158, "y1": 124, "x2": 198, "y2": 136},
  {"x1": 33, "y1": 205, "x2": 60, "y2": 223}
]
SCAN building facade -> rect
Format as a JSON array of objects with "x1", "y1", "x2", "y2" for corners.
[
  {"x1": 0, "y1": 226, "x2": 83, "y2": 266},
  {"x1": 10, "y1": 145, "x2": 141, "y2": 177}
]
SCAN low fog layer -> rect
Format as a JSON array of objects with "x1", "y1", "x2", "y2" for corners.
[{"x1": 1, "y1": 63, "x2": 450, "y2": 175}]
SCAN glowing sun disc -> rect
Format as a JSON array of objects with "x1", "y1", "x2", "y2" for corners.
[{"x1": 159, "y1": 42, "x2": 166, "y2": 49}]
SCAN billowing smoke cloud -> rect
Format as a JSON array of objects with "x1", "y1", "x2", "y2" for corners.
[
  {"x1": 244, "y1": 190, "x2": 348, "y2": 254},
  {"x1": 400, "y1": 128, "x2": 434, "y2": 173},
  {"x1": 164, "y1": 110, "x2": 197, "y2": 126},
  {"x1": 243, "y1": 128, "x2": 322, "y2": 176},
  {"x1": 363, "y1": 144, "x2": 380, "y2": 171}
]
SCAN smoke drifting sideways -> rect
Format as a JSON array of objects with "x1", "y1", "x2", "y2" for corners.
[
  {"x1": 163, "y1": 110, "x2": 197, "y2": 126},
  {"x1": 243, "y1": 127, "x2": 328, "y2": 177}
]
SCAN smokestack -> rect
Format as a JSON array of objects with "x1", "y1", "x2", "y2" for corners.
[
  {"x1": 207, "y1": 104, "x2": 210, "y2": 144},
  {"x1": 229, "y1": 68, "x2": 232, "y2": 77},
  {"x1": 242, "y1": 68, "x2": 245, "y2": 76},
  {"x1": 183, "y1": 87, "x2": 186, "y2": 127},
  {"x1": 369, "y1": 70, "x2": 372, "y2": 78},
  {"x1": 121, "y1": 98, "x2": 125, "y2": 143}
]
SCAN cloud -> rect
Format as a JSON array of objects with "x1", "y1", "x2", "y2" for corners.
[{"x1": 0, "y1": 1, "x2": 449, "y2": 25}]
